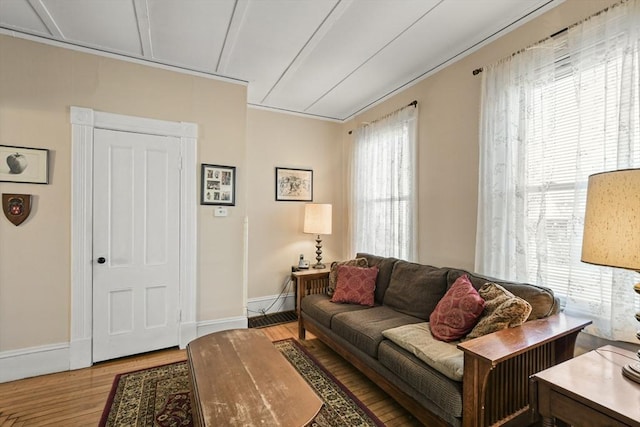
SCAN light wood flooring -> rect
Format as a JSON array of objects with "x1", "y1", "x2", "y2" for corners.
[{"x1": 0, "y1": 321, "x2": 422, "y2": 426}]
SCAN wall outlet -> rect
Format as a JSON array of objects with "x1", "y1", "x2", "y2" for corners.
[{"x1": 214, "y1": 207, "x2": 228, "y2": 217}]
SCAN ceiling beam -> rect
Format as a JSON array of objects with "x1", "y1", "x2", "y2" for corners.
[
  {"x1": 216, "y1": 0, "x2": 249, "y2": 74},
  {"x1": 259, "y1": 0, "x2": 350, "y2": 105},
  {"x1": 27, "y1": 0, "x2": 63, "y2": 38},
  {"x1": 133, "y1": 0, "x2": 152, "y2": 57}
]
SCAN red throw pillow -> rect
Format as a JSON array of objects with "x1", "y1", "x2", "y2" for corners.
[
  {"x1": 429, "y1": 274, "x2": 485, "y2": 342},
  {"x1": 330, "y1": 265, "x2": 379, "y2": 306}
]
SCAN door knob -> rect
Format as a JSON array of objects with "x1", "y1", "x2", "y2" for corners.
[{"x1": 97, "y1": 257, "x2": 106, "y2": 264}]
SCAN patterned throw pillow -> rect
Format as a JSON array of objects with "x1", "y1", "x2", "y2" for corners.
[
  {"x1": 429, "y1": 274, "x2": 485, "y2": 342},
  {"x1": 464, "y1": 282, "x2": 532, "y2": 340},
  {"x1": 328, "y1": 258, "x2": 369, "y2": 297},
  {"x1": 330, "y1": 265, "x2": 379, "y2": 306}
]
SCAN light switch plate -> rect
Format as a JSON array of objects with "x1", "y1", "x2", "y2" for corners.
[{"x1": 214, "y1": 207, "x2": 228, "y2": 217}]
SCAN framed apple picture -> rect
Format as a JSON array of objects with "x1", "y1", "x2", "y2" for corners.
[{"x1": 0, "y1": 145, "x2": 49, "y2": 184}]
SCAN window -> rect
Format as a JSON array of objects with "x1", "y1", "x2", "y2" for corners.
[
  {"x1": 477, "y1": 1, "x2": 640, "y2": 342},
  {"x1": 525, "y1": 40, "x2": 640, "y2": 307},
  {"x1": 351, "y1": 104, "x2": 418, "y2": 260}
]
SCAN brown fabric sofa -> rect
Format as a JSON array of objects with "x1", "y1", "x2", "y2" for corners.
[{"x1": 297, "y1": 253, "x2": 591, "y2": 427}]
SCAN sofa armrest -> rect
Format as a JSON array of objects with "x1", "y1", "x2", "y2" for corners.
[
  {"x1": 457, "y1": 313, "x2": 592, "y2": 427},
  {"x1": 457, "y1": 313, "x2": 592, "y2": 364}
]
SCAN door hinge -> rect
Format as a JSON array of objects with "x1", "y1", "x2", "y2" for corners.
[
  {"x1": 177, "y1": 308, "x2": 182, "y2": 322},
  {"x1": 177, "y1": 156, "x2": 183, "y2": 171}
]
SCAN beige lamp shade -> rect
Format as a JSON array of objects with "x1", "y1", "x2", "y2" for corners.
[
  {"x1": 581, "y1": 169, "x2": 640, "y2": 270},
  {"x1": 304, "y1": 203, "x2": 332, "y2": 235}
]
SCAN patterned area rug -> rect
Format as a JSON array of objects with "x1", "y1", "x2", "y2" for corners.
[{"x1": 100, "y1": 338, "x2": 384, "y2": 427}]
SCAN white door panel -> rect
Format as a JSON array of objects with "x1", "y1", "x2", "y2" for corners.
[{"x1": 93, "y1": 128, "x2": 180, "y2": 362}]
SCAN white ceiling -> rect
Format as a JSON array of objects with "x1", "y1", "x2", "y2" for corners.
[{"x1": 0, "y1": 0, "x2": 563, "y2": 121}]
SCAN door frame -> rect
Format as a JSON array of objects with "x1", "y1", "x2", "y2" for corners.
[{"x1": 69, "y1": 106, "x2": 198, "y2": 368}]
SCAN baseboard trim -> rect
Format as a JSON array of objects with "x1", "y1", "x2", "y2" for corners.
[
  {"x1": 69, "y1": 337, "x2": 92, "y2": 370},
  {"x1": 0, "y1": 316, "x2": 250, "y2": 383},
  {"x1": 0, "y1": 342, "x2": 70, "y2": 383},
  {"x1": 196, "y1": 316, "x2": 248, "y2": 336},
  {"x1": 180, "y1": 321, "x2": 198, "y2": 349},
  {"x1": 247, "y1": 292, "x2": 295, "y2": 317}
]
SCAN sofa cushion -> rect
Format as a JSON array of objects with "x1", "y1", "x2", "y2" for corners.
[
  {"x1": 332, "y1": 306, "x2": 423, "y2": 358},
  {"x1": 301, "y1": 294, "x2": 369, "y2": 329},
  {"x1": 355, "y1": 253, "x2": 399, "y2": 303},
  {"x1": 429, "y1": 275, "x2": 485, "y2": 341},
  {"x1": 378, "y1": 340, "x2": 463, "y2": 418},
  {"x1": 465, "y1": 282, "x2": 532, "y2": 340},
  {"x1": 383, "y1": 261, "x2": 449, "y2": 320},
  {"x1": 382, "y1": 322, "x2": 464, "y2": 381},
  {"x1": 331, "y1": 265, "x2": 378, "y2": 306},
  {"x1": 446, "y1": 269, "x2": 557, "y2": 320},
  {"x1": 328, "y1": 257, "x2": 369, "y2": 297}
]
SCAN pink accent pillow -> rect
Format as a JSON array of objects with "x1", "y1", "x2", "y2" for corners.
[
  {"x1": 330, "y1": 265, "x2": 379, "y2": 306},
  {"x1": 429, "y1": 274, "x2": 485, "y2": 342}
]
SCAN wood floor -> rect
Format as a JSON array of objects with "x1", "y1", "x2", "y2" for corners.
[{"x1": 0, "y1": 321, "x2": 422, "y2": 426}]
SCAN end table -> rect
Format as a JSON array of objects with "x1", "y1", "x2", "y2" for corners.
[
  {"x1": 291, "y1": 267, "x2": 330, "y2": 337},
  {"x1": 531, "y1": 344, "x2": 640, "y2": 426}
]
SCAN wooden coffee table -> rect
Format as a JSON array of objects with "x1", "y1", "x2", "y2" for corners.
[
  {"x1": 186, "y1": 329, "x2": 323, "y2": 427},
  {"x1": 532, "y1": 345, "x2": 640, "y2": 426}
]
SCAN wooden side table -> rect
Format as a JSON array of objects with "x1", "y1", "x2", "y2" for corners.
[
  {"x1": 291, "y1": 267, "x2": 330, "y2": 337},
  {"x1": 531, "y1": 344, "x2": 640, "y2": 426}
]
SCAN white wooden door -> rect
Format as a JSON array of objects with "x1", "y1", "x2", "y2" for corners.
[{"x1": 92, "y1": 128, "x2": 181, "y2": 362}]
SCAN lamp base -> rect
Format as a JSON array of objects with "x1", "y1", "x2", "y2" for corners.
[
  {"x1": 313, "y1": 235, "x2": 325, "y2": 269},
  {"x1": 622, "y1": 362, "x2": 640, "y2": 384},
  {"x1": 621, "y1": 282, "x2": 640, "y2": 383}
]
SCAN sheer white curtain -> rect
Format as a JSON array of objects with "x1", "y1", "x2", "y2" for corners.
[
  {"x1": 350, "y1": 104, "x2": 418, "y2": 261},
  {"x1": 477, "y1": 0, "x2": 640, "y2": 342}
]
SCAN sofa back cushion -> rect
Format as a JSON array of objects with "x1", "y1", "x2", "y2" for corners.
[
  {"x1": 382, "y1": 260, "x2": 449, "y2": 320},
  {"x1": 355, "y1": 253, "x2": 399, "y2": 303},
  {"x1": 446, "y1": 269, "x2": 558, "y2": 320}
]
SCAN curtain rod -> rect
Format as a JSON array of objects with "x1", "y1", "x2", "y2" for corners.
[
  {"x1": 348, "y1": 100, "x2": 417, "y2": 134},
  {"x1": 472, "y1": 27, "x2": 568, "y2": 76},
  {"x1": 472, "y1": 0, "x2": 625, "y2": 76}
]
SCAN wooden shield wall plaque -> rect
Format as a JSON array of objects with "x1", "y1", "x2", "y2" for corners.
[{"x1": 2, "y1": 193, "x2": 31, "y2": 226}]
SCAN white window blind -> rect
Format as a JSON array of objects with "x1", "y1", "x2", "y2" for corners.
[
  {"x1": 477, "y1": 0, "x2": 640, "y2": 342},
  {"x1": 526, "y1": 34, "x2": 640, "y2": 304},
  {"x1": 351, "y1": 104, "x2": 418, "y2": 260}
]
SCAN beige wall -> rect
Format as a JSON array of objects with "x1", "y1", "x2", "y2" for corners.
[
  {"x1": 0, "y1": 0, "x2": 620, "y2": 356},
  {"x1": 246, "y1": 109, "x2": 343, "y2": 299},
  {"x1": 0, "y1": 35, "x2": 248, "y2": 351},
  {"x1": 342, "y1": 0, "x2": 619, "y2": 271}
]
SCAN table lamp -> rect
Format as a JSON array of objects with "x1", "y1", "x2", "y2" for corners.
[
  {"x1": 581, "y1": 169, "x2": 640, "y2": 383},
  {"x1": 304, "y1": 203, "x2": 332, "y2": 269}
]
